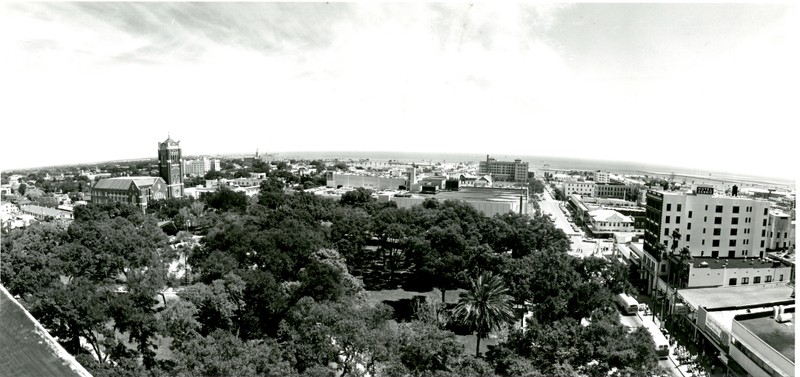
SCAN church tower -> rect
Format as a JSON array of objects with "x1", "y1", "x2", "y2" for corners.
[{"x1": 158, "y1": 136, "x2": 184, "y2": 199}]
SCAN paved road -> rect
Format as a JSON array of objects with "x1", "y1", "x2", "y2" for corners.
[{"x1": 536, "y1": 188, "x2": 618, "y2": 258}]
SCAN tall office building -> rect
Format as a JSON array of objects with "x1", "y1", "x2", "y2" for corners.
[
  {"x1": 478, "y1": 155, "x2": 528, "y2": 182},
  {"x1": 642, "y1": 185, "x2": 771, "y2": 292},
  {"x1": 158, "y1": 136, "x2": 184, "y2": 199}
]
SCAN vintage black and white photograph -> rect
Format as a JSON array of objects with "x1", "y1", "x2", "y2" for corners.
[{"x1": 0, "y1": 2, "x2": 796, "y2": 377}]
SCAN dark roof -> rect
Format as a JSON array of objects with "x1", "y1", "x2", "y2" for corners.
[
  {"x1": 93, "y1": 177, "x2": 163, "y2": 191},
  {"x1": 0, "y1": 285, "x2": 93, "y2": 377}
]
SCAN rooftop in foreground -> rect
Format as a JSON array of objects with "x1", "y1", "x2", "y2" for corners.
[
  {"x1": 737, "y1": 312, "x2": 795, "y2": 362},
  {"x1": 0, "y1": 285, "x2": 93, "y2": 377},
  {"x1": 678, "y1": 284, "x2": 795, "y2": 310}
]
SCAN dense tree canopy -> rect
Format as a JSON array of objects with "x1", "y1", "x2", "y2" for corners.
[{"x1": 0, "y1": 179, "x2": 661, "y2": 377}]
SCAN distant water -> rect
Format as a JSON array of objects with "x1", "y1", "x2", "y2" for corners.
[{"x1": 279, "y1": 151, "x2": 795, "y2": 189}]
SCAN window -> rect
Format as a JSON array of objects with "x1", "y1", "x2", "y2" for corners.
[
  {"x1": 665, "y1": 228, "x2": 670, "y2": 236},
  {"x1": 779, "y1": 274, "x2": 785, "y2": 281},
  {"x1": 688, "y1": 210, "x2": 693, "y2": 218},
  {"x1": 754, "y1": 276, "x2": 761, "y2": 284},
  {"x1": 665, "y1": 216, "x2": 671, "y2": 224},
  {"x1": 732, "y1": 217, "x2": 739, "y2": 225},
  {"x1": 766, "y1": 275, "x2": 772, "y2": 283},
  {"x1": 733, "y1": 206, "x2": 740, "y2": 213},
  {"x1": 687, "y1": 223, "x2": 692, "y2": 230},
  {"x1": 677, "y1": 204, "x2": 682, "y2": 212},
  {"x1": 712, "y1": 240, "x2": 720, "y2": 247},
  {"x1": 729, "y1": 240, "x2": 736, "y2": 247},
  {"x1": 701, "y1": 250, "x2": 705, "y2": 256},
  {"x1": 764, "y1": 208, "x2": 768, "y2": 215},
  {"x1": 728, "y1": 250, "x2": 736, "y2": 258},
  {"x1": 730, "y1": 229, "x2": 738, "y2": 236},
  {"x1": 729, "y1": 278, "x2": 737, "y2": 286},
  {"x1": 705, "y1": 205, "x2": 708, "y2": 211},
  {"x1": 762, "y1": 229, "x2": 766, "y2": 237},
  {"x1": 666, "y1": 203, "x2": 672, "y2": 211},
  {"x1": 714, "y1": 217, "x2": 722, "y2": 224},
  {"x1": 703, "y1": 228, "x2": 706, "y2": 234},
  {"x1": 676, "y1": 216, "x2": 681, "y2": 224},
  {"x1": 742, "y1": 277, "x2": 749, "y2": 284},
  {"x1": 716, "y1": 205, "x2": 723, "y2": 213},
  {"x1": 784, "y1": 232, "x2": 788, "y2": 238},
  {"x1": 711, "y1": 250, "x2": 719, "y2": 258},
  {"x1": 702, "y1": 240, "x2": 705, "y2": 245},
  {"x1": 661, "y1": 264, "x2": 666, "y2": 273},
  {"x1": 686, "y1": 235, "x2": 691, "y2": 242},
  {"x1": 763, "y1": 219, "x2": 767, "y2": 226},
  {"x1": 760, "y1": 240, "x2": 765, "y2": 247},
  {"x1": 713, "y1": 228, "x2": 721, "y2": 236}
]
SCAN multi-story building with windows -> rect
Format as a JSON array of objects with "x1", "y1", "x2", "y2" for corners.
[
  {"x1": 91, "y1": 177, "x2": 168, "y2": 212},
  {"x1": 562, "y1": 180, "x2": 595, "y2": 197},
  {"x1": 641, "y1": 185, "x2": 771, "y2": 293},
  {"x1": 594, "y1": 170, "x2": 610, "y2": 184},
  {"x1": 767, "y1": 209, "x2": 795, "y2": 252},
  {"x1": 594, "y1": 182, "x2": 633, "y2": 200},
  {"x1": 478, "y1": 155, "x2": 528, "y2": 182},
  {"x1": 183, "y1": 157, "x2": 220, "y2": 177}
]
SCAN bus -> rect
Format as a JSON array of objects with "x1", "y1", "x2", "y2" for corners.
[
  {"x1": 615, "y1": 293, "x2": 639, "y2": 315},
  {"x1": 641, "y1": 320, "x2": 670, "y2": 359}
]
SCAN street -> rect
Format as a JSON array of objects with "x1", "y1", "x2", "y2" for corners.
[{"x1": 535, "y1": 188, "x2": 615, "y2": 259}]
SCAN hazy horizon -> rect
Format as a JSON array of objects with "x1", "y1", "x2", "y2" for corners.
[{"x1": 3, "y1": 149, "x2": 794, "y2": 187}]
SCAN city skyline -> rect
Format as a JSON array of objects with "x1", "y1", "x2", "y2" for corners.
[{"x1": 1, "y1": 3, "x2": 797, "y2": 179}]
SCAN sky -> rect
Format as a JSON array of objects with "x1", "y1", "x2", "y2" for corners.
[{"x1": 1, "y1": 2, "x2": 797, "y2": 180}]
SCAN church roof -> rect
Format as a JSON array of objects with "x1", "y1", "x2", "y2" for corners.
[
  {"x1": 93, "y1": 177, "x2": 163, "y2": 191},
  {"x1": 159, "y1": 136, "x2": 181, "y2": 149}
]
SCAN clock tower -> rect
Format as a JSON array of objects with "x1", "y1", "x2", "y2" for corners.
[{"x1": 158, "y1": 136, "x2": 184, "y2": 199}]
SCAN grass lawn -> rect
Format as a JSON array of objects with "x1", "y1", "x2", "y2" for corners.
[
  {"x1": 366, "y1": 288, "x2": 465, "y2": 307},
  {"x1": 366, "y1": 288, "x2": 502, "y2": 356}
]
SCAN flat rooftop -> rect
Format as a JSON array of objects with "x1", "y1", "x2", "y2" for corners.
[
  {"x1": 420, "y1": 187, "x2": 525, "y2": 203},
  {"x1": 687, "y1": 257, "x2": 788, "y2": 270},
  {"x1": 737, "y1": 314, "x2": 795, "y2": 362},
  {"x1": 678, "y1": 284, "x2": 795, "y2": 310}
]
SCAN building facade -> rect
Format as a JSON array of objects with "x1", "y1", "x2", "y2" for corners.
[
  {"x1": 562, "y1": 180, "x2": 595, "y2": 197},
  {"x1": 19, "y1": 205, "x2": 74, "y2": 221},
  {"x1": 594, "y1": 170, "x2": 610, "y2": 184},
  {"x1": 91, "y1": 177, "x2": 168, "y2": 212},
  {"x1": 183, "y1": 157, "x2": 220, "y2": 177},
  {"x1": 594, "y1": 182, "x2": 633, "y2": 200},
  {"x1": 586, "y1": 209, "x2": 635, "y2": 235},
  {"x1": 642, "y1": 185, "x2": 771, "y2": 294},
  {"x1": 767, "y1": 209, "x2": 795, "y2": 252},
  {"x1": 158, "y1": 137, "x2": 184, "y2": 199},
  {"x1": 478, "y1": 155, "x2": 528, "y2": 182}
]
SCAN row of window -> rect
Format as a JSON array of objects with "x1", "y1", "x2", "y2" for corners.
[
  {"x1": 665, "y1": 204, "x2": 766, "y2": 215},
  {"x1": 696, "y1": 249, "x2": 764, "y2": 258},
  {"x1": 729, "y1": 275, "x2": 782, "y2": 286},
  {"x1": 731, "y1": 337, "x2": 782, "y2": 377}
]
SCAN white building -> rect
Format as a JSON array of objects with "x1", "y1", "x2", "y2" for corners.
[
  {"x1": 562, "y1": 180, "x2": 595, "y2": 197},
  {"x1": 767, "y1": 209, "x2": 795, "y2": 251},
  {"x1": 587, "y1": 209, "x2": 635, "y2": 235},
  {"x1": 594, "y1": 170, "x2": 610, "y2": 184},
  {"x1": 641, "y1": 185, "x2": 771, "y2": 294},
  {"x1": 183, "y1": 157, "x2": 220, "y2": 177},
  {"x1": 1, "y1": 202, "x2": 19, "y2": 216}
]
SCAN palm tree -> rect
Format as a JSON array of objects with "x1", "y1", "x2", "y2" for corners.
[{"x1": 452, "y1": 272, "x2": 514, "y2": 357}]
